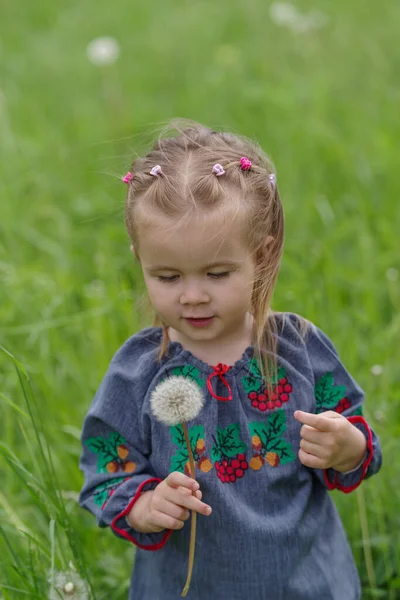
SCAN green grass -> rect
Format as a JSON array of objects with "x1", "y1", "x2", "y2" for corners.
[{"x1": 1, "y1": 0, "x2": 399, "y2": 598}]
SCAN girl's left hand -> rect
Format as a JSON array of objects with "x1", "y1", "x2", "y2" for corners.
[{"x1": 294, "y1": 410, "x2": 367, "y2": 473}]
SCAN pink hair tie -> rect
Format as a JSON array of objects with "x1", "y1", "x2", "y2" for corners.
[
  {"x1": 122, "y1": 171, "x2": 133, "y2": 184},
  {"x1": 240, "y1": 157, "x2": 252, "y2": 171},
  {"x1": 269, "y1": 173, "x2": 276, "y2": 187},
  {"x1": 150, "y1": 165, "x2": 163, "y2": 177},
  {"x1": 212, "y1": 163, "x2": 225, "y2": 177}
]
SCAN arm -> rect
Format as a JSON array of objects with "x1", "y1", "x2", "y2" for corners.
[
  {"x1": 300, "y1": 323, "x2": 382, "y2": 493},
  {"x1": 79, "y1": 337, "x2": 211, "y2": 549}
]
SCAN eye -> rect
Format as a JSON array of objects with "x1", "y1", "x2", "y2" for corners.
[
  {"x1": 157, "y1": 275, "x2": 179, "y2": 282},
  {"x1": 208, "y1": 272, "x2": 230, "y2": 279}
]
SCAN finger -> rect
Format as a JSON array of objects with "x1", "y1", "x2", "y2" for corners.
[
  {"x1": 155, "y1": 499, "x2": 190, "y2": 523},
  {"x1": 300, "y1": 425, "x2": 326, "y2": 444},
  {"x1": 294, "y1": 411, "x2": 335, "y2": 432},
  {"x1": 166, "y1": 471, "x2": 200, "y2": 492},
  {"x1": 164, "y1": 487, "x2": 212, "y2": 517},
  {"x1": 150, "y1": 510, "x2": 186, "y2": 531},
  {"x1": 298, "y1": 448, "x2": 326, "y2": 469},
  {"x1": 299, "y1": 439, "x2": 328, "y2": 459},
  {"x1": 178, "y1": 486, "x2": 203, "y2": 501}
]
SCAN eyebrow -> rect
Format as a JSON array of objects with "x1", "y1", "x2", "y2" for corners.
[{"x1": 148, "y1": 261, "x2": 242, "y2": 271}]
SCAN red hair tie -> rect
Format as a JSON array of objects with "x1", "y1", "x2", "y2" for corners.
[
  {"x1": 240, "y1": 157, "x2": 252, "y2": 171},
  {"x1": 122, "y1": 171, "x2": 133, "y2": 184}
]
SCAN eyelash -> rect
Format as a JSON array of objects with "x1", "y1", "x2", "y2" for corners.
[{"x1": 157, "y1": 272, "x2": 231, "y2": 283}]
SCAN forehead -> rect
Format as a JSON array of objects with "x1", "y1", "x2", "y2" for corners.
[{"x1": 138, "y1": 209, "x2": 251, "y2": 269}]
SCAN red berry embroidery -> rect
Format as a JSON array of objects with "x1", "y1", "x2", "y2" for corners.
[
  {"x1": 211, "y1": 425, "x2": 248, "y2": 484},
  {"x1": 242, "y1": 359, "x2": 294, "y2": 413},
  {"x1": 335, "y1": 397, "x2": 351, "y2": 414}
]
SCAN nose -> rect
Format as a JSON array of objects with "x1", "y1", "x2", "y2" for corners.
[{"x1": 179, "y1": 279, "x2": 210, "y2": 305}]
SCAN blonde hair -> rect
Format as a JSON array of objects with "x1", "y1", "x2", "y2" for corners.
[{"x1": 125, "y1": 119, "x2": 293, "y2": 390}]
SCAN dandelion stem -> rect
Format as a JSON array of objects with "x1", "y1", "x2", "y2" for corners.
[{"x1": 181, "y1": 421, "x2": 197, "y2": 597}]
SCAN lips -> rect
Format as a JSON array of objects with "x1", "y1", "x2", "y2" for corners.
[
  {"x1": 184, "y1": 316, "x2": 214, "y2": 319},
  {"x1": 185, "y1": 316, "x2": 215, "y2": 327}
]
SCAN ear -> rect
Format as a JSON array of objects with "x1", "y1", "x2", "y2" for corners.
[
  {"x1": 130, "y1": 244, "x2": 140, "y2": 261},
  {"x1": 264, "y1": 235, "x2": 274, "y2": 249}
]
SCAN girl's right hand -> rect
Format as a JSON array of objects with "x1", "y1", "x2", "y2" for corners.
[{"x1": 127, "y1": 471, "x2": 212, "y2": 533}]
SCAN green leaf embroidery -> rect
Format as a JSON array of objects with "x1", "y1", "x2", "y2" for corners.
[
  {"x1": 213, "y1": 424, "x2": 246, "y2": 459},
  {"x1": 108, "y1": 432, "x2": 125, "y2": 450},
  {"x1": 171, "y1": 448, "x2": 189, "y2": 473},
  {"x1": 315, "y1": 373, "x2": 346, "y2": 411},
  {"x1": 351, "y1": 406, "x2": 363, "y2": 417},
  {"x1": 243, "y1": 358, "x2": 285, "y2": 390},
  {"x1": 265, "y1": 409, "x2": 286, "y2": 437},
  {"x1": 249, "y1": 410, "x2": 286, "y2": 446},
  {"x1": 93, "y1": 489, "x2": 109, "y2": 507},
  {"x1": 170, "y1": 365, "x2": 205, "y2": 388},
  {"x1": 248, "y1": 357, "x2": 263, "y2": 378},
  {"x1": 85, "y1": 433, "x2": 127, "y2": 473},
  {"x1": 170, "y1": 425, "x2": 186, "y2": 448},
  {"x1": 248, "y1": 410, "x2": 295, "y2": 465},
  {"x1": 170, "y1": 424, "x2": 205, "y2": 452},
  {"x1": 266, "y1": 438, "x2": 295, "y2": 464},
  {"x1": 242, "y1": 374, "x2": 262, "y2": 394},
  {"x1": 210, "y1": 444, "x2": 222, "y2": 463},
  {"x1": 93, "y1": 477, "x2": 126, "y2": 507}
]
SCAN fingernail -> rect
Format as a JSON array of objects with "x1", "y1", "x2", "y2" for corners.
[
  {"x1": 193, "y1": 482, "x2": 200, "y2": 490},
  {"x1": 205, "y1": 506, "x2": 212, "y2": 515}
]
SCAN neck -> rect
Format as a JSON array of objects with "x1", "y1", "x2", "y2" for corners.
[{"x1": 168, "y1": 313, "x2": 254, "y2": 366}]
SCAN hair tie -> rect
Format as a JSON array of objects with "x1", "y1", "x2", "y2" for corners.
[
  {"x1": 269, "y1": 173, "x2": 276, "y2": 187},
  {"x1": 122, "y1": 171, "x2": 133, "y2": 184},
  {"x1": 240, "y1": 157, "x2": 252, "y2": 171},
  {"x1": 212, "y1": 163, "x2": 225, "y2": 177},
  {"x1": 150, "y1": 165, "x2": 163, "y2": 177}
]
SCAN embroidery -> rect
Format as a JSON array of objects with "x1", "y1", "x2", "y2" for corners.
[
  {"x1": 170, "y1": 424, "x2": 213, "y2": 474},
  {"x1": 242, "y1": 357, "x2": 293, "y2": 412},
  {"x1": 315, "y1": 372, "x2": 346, "y2": 413},
  {"x1": 170, "y1": 365, "x2": 205, "y2": 388},
  {"x1": 248, "y1": 409, "x2": 295, "y2": 470},
  {"x1": 210, "y1": 424, "x2": 248, "y2": 483},
  {"x1": 335, "y1": 397, "x2": 351, "y2": 413},
  {"x1": 85, "y1": 432, "x2": 137, "y2": 474},
  {"x1": 92, "y1": 477, "x2": 129, "y2": 508}
]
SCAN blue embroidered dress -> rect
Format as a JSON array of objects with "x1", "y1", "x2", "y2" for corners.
[{"x1": 79, "y1": 314, "x2": 382, "y2": 600}]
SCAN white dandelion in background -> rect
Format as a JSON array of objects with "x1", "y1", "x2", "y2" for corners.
[
  {"x1": 83, "y1": 279, "x2": 105, "y2": 299},
  {"x1": 48, "y1": 567, "x2": 90, "y2": 600},
  {"x1": 373, "y1": 410, "x2": 385, "y2": 423},
  {"x1": 386, "y1": 268, "x2": 398, "y2": 282},
  {"x1": 86, "y1": 36, "x2": 120, "y2": 65},
  {"x1": 370, "y1": 365, "x2": 383, "y2": 376},
  {"x1": 269, "y1": 2, "x2": 328, "y2": 33}
]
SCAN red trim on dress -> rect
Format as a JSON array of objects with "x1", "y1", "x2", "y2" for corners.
[
  {"x1": 111, "y1": 477, "x2": 172, "y2": 550},
  {"x1": 323, "y1": 416, "x2": 374, "y2": 494},
  {"x1": 207, "y1": 363, "x2": 233, "y2": 401}
]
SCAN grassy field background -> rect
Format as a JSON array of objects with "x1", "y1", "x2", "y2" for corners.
[{"x1": 1, "y1": 0, "x2": 399, "y2": 598}]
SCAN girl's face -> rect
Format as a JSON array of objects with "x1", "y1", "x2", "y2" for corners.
[{"x1": 137, "y1": 211, "x2": 256, "y2": 350}]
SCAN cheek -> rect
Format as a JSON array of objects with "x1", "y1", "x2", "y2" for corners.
[{"x1": 146, "y1": 282, "x2": 175, "y2": 312}]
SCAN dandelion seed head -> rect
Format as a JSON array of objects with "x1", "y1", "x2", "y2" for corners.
[
  {"x1": 86, "y1": 36, "x2": 120, "y2": 65},
  {"x1": 386, "y1": 268, "x2": 398, "y2": 282},
  {"x1": 269, "y1": 2, "x2": 328, "y2": 33},
  {"x1": 48, "y1": 569, "x2": 89, "y2": 600},
  {"x1": 371, "y1": 365, "x2": 383, "y2": 376},
  {"x1": 150, "y1": 376, "x2": 205, "y2": 425}
]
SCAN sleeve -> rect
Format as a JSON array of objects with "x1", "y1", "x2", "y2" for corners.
[
  {"x1": 78, "y1": 339, "x2": 172, "y2": 550},
  {"x1": 305, "y1": 323, "x2": 382, "y2": 493}
]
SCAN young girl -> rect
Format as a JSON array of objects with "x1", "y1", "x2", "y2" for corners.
[{"x1": 79, "y1": 121, "x2": 382, "y2": 600}]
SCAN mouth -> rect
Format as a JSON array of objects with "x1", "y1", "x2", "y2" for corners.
[{"x1": 185, "y1": 317, "x2": 214, "y2": 328}]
